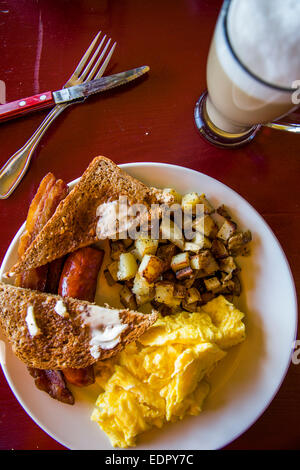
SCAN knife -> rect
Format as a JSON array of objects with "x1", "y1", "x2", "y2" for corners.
[{"x1": 0, "y1": 66, "x2": 149, "y2": 122}]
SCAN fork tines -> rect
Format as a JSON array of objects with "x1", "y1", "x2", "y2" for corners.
[{"x1": 70, "y1": 31, "x2": 117, "y2": 85}]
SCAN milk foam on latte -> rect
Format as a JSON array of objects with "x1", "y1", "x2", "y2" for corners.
[{"x1": 228, "y1": 0, "x2": 300, "y2": 88}]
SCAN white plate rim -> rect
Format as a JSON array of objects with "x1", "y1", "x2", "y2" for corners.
[{"x1": 0, "y1": 161, "x2": 298, "y2": 450}]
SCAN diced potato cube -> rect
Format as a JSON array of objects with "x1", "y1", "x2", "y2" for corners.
[
  {"x1": 175, "y1": 266, "x2": 194, "y2": 280},
  {"x1": 198, "y1": 194, "x2": 214, "y2": 214},
  {"x1": 227, "y1": 230, "x2": 252, "y2": 256},
  {"x1": 181, "y1": 192, "x2": 201, "y2": 213},
  {"x1": 174, "y1": 283, "x2": 186, "y2": 298},
  {"x1": 219, "y1": 256, "x2": 237, "y2": 274},
  {"x1": 160, "y1": 219, "x2": 184, "y2": 250},
  {"x1": 204, "y1": 257, "x2": 219, "y2": 275},
  {"x1": 204, "y1": 260, "x2": 219, "y2": 275},
  {"x1": 190, "y1": 254, "x2": 203, "y2": 270},
  {"x1": 216, "y1": 204, "x2": 231, "y2": 219},
  {"x1": 183, "y1": 242, "x2": 201, "y2": 253},
  {"x1": 218, "y1": 275, "x2": 241, "y2": 296},
  {"x1": 135, "y1": 289, "x2": 155, "y2": 306},
  {"x1": 217, "y1": 219, "x2": 237, "y2": 241},
  {"x1": 154, "y1": 281, "x2": 181, "y2": 308},
  {"x1": 132, "y1": 272, "x2": 154, "y2": 296},
  {"x1": 195, "y1": 269, "x2": 209, "y2": 279},
  {"x1": 117, "y1": 253, "x2": 138, "y2": 281},
  {"x1": 154, "y1": 281, "x2": 173, "y2": 301},
  {"x1": 138, "y1": 254, "x2": 165, "y2": 283},
  {"x1": 110, "y1": 240, "x2": 126, "y2": 261},
  {"x1": 182, "y1": 300, "x2": 199, "y2": 312},
  {"x1": 186, "y1": 287, "x2": 201, "y2": 304},
  {"x1": 218, "y1": 279, "x2": 235, "y2": 294},
  {"x1": 119, "y1": 285, "x2": 137, "y2": 310},
  {"x1": 204, "y1": 215, "x2": 218, "y2": 238},
  {"x1": 128, "y1": 246, "x2": 142, "y2": 261},
  {"x1": 211, "y1": 239, "x2": 228, "y2": 259},
  {"x1": 157, "y1": 243, "x2": 178, "y2": 270},
  {"x1": 191, "y1": 232, "x2": 212, "y2": 250},
  {"x1": 190, "y1": 250, "x2": 219, "y2": 274},
  {"x1": 204, "y1": 277, "x2": 221, "y2": 292},
  {"x1": 193, "y1": 215, "x2": 218, "y2": 238},
  {"x1": 134, "y1": 237, "x2": 159, "y2": 258},
  {"x1": 170, "y1": 252, "x2": 190, "y2": 272},
  {"x1": 183, "y1": 271, "x2": 197, "y2": 288},
  {"x1": 162, "y1": 188, "x2": 182, "y2": 204},
  {"x1": 220, "y1": 271, "x2": 233, "y2": 282},
  {"x1": 107, "y1": 260, "x2": 119, "y2": 282}
]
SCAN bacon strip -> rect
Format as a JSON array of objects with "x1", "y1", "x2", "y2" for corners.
[
  {"x1": 28, "y1": 368, "x2": 74, "y2": 405},
  {"x1": 15, "y1": 173, "x2": 68, "y2": 289}
]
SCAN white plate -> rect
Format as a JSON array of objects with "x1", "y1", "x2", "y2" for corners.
[{"x1": 0, "y1": 162, "x2": 297, "y2": 450}]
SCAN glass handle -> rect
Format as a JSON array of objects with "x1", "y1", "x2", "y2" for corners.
[{"x1": 265, "y1": 111, "x2": 300, "y2": 134}]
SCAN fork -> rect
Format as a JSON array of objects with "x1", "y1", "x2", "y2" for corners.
[{"x1": 0, "y1": 32, "x2": 116, "y2": 199}]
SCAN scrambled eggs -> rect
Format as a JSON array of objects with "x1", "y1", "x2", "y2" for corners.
[{"x1": 91, "y1": 295, "x2": 246, "y2": 448}]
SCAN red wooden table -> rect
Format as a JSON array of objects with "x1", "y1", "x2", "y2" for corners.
[{"x1": 0, "y1": 0, "x2": 299, "y2": 450}]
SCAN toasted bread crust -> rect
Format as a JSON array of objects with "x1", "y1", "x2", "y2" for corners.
[
  {"x1": 10, "y1": 157, "x2": 159, "y2": 275},
  {"x1": 0, "y1": 282, "x2": 157, "y2": 369}
]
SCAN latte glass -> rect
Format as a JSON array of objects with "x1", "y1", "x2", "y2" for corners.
[{"x1": 194, "y1": 0, "x2": 300, "y2": 148}]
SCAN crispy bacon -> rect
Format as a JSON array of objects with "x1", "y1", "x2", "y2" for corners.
[
  {"x1": 15, "y1": 173, "x2": 68, "y2": 289},
  {"x1": 27, "y1": 368, "x2": 74, "y2": 405},
  {"x1": 18, "y1": 173, "x2": 68, "y2": 254},
  {"x1": 15, "y1": 265, "x2": 49, "y2": 291}
]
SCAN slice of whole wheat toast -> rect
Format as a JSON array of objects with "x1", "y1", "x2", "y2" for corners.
[
  {"x1": 8, "y1": 156, "x2": 165, "y2": 276},
  {"x1": 0, "y1": 281, "x2": 157, "y2": 369}
]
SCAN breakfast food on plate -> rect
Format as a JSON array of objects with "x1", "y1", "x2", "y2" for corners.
[
  {"x1": 27, "y1": 367, "x2": 75, "y2": 405},
  {"x1": 91, "y1": 295, "x2": 246, "y2": 448},
  {"x1": 58, "y1": 247, "x2": 104, "y2": 302},
  {"x1": 13, "y1": 172, "x2": 74, "y2": 402},
  {"x1": 0, "y1": 281, "x2": 157, "y2": 369},
  {"x1": 8, "y1": 156, "x2": 173, "y2": 276},
  {"x1": 13, "y1": 173, "x2": 99, "y2": 401},
  {"x1": 57, "y1": 246, "x2": 105, "y2": 388},
  {"x1": 6, "y1": 161, "x2": 164, "y2": 402},
  {"x1": 15, "y1": 172, "x2": 68, "y2": 291},
  {"x1": 105, "y1": 196, "x2": 251, "y2": 315},
  {"x1": 0, "y1": 155, "x2": 252, "y2": 446}
]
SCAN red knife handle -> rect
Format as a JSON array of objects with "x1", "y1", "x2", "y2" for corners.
[{"x1": 0, "y1": 91, "x2": 55, "y2": 122}]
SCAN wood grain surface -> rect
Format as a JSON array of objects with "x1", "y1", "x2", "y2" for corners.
[{"x1": 0, "y1": 0, "x2": 299, "y2": 450}]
